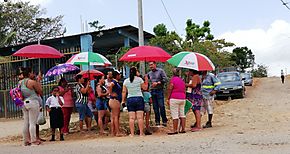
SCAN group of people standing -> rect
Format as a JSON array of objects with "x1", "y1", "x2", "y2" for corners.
[
  {"x1": 18, "y1": 61, "x2": 221, "y2": 146},
  {"x1": 166, "y1": 67, "x2": 220, "y2": 134}
]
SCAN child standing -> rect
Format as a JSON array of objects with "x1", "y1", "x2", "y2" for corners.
[
  {"x1": 142, "y1": 75, "x2": 153, "y2": 135},
  {"x1": 46, "y1": 86, "x2": 65, "y2": 141}
]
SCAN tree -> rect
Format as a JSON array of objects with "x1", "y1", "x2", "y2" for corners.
[
  {"x1": 0, "y1": 1, "x2": 65, "y2": 47},
  {"x1": 88, "y1": 20, "x2": 105, "y2": 37},
  {"x1": 231, "y1": 47, "x2": 255, "y2": 72},
  {"x1": 149, "y1": 23, "x2": 182, "y2": 54},
  {"x1": 185, "y1": 20, "x2": 214, "y2": 45},
  {"x1": 149, "y1": 20, "x2": 236, "y2": 70},
  {"x1": 251, "y1": 64, "x2": 268, "y2": 77}
]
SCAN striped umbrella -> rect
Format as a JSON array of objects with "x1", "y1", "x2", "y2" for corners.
[
  {"x1": 66, "y1": 52, "x2": 112, "y2": 66},
  {"x1": 167, "y1": 51, "x2": 215, "y2": 71}
]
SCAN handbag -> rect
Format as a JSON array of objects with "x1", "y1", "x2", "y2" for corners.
[{"x1": 37, "y1": 112, "x2": 46, "y2": 125}]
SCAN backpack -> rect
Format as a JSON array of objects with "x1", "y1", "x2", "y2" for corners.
[{"x1": 9, "y1": 84, "x2": 24, "y2": 107}]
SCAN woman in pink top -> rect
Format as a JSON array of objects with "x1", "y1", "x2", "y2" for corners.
[
  {"x1": 58, "y1": 78, "x2": 74, "y2": 135},
  {"x1": 166, "y1": 68, "x2": 186, "y2": 135}
]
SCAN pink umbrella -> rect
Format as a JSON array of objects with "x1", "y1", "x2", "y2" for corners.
[
  {"x1": 119, "y1": 46, "x2": 171, "y2": 62},
  {"x1": 77, "y1": 70, "x2": 104, "y2": 80},
  {"x1": 13, "y1": 44, "x2": 64, "y2": 58}
]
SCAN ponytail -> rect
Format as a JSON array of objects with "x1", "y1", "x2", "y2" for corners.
[{"x1": 129, "y1": 67, "x2": 137, "y2": 83}]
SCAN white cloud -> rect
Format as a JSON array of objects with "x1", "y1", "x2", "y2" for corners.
[{"x1": 219, "y1": 20, "x2": 290, "y2": 77}]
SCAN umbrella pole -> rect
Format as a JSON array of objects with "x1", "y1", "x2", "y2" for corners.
[
  {"x1": 38, "y1": 58, "x2": 41, "y2": 74},
  {"x1": 88, "y1": 62, "x2": 90, "y2": 81}
]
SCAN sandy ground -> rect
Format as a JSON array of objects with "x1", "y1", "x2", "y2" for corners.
[{"x1": 1, "y1": 77, "x2": 290, "y2": 154}]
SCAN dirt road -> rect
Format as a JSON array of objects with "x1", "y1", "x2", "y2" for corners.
[{"x1": 1, "y1": 77, "x2": 290, "y2": 154}]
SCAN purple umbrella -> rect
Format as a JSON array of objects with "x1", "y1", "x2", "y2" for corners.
[{"x1": 45, "y1": 63, "x2": 80, "y2": 77}]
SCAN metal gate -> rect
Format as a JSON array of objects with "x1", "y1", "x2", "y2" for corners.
[{"x1": 0, "y1": 46, "x2": 80, "y2": 118}]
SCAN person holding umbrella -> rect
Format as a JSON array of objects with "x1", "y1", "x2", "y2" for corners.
[
  {"x1": 19, "y1": 67, "x2": 43, "y2": 146},
  {"x1": 186, "y1": 69, "x2": 203, "y2": 132},
  {"x1": 147, "y1": 61, "x2": 168, "y2": 127},
  {"x1": 75, "y1": 74, "x2": 93, "y2": 132},
  {"x1": 58, "y1": 78, "x2": 74, "y2": 135}
]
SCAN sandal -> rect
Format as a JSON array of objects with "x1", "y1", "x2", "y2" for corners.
[
  {"x1": 191, "y1": 127, "x2": 202, "y2": 132},
  {"x1": 31, "y1": 141, "x2": 41, "y2": 146},
  {"x1": 23, "y1": 142, "x2": 31, "y2": 146},
  {"x1": 38, "y1": 138, "x2": 46, "y2": 142},
  {"x1": 167, "y1": 132, "x2": 178, "y2": 135},
  {"x1": 179, "y1": 131, "x2": 186, "y2": 134},
  {"x1": 116, "y1": 133, "x2": 123, "y2": 137}
]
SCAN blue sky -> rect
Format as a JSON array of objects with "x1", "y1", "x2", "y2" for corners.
[{"x1": 26, "y1": 0, "x2": 290, "y2": 76}]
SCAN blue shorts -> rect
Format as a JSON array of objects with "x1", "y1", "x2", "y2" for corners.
[
  {"x1": 75, "y1": 103, "x2": 93, "y2": 120},
  {"x1": 96, "y1": 98, "x2": 108, "y2": 110},
  {"x1": 127, "y1": 96, "x2": 144, "y2": 112}
]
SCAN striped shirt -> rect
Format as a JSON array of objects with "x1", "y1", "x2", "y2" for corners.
[{"x1": 75, "y1": 83, "x2": 88, "y2": 104}]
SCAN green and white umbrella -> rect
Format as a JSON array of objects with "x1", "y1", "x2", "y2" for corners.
[
  {"x1": 167, "y1": 51, "x2": 215, "y2": 71},
  {"x1": 66, "y1": 52, "x2": 111, "y2": 66}
]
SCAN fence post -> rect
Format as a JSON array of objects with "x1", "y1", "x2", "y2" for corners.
[{"x1": 3, "y1": 92, "x2": 7, "y2": 118}]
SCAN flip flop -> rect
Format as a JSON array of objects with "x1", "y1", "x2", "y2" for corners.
[
  {"x1": 191, "y1": 127, "x2": 202, "y2": 132},
  {"x1": 168, "y1": 132, "x2": 178, "y2": 135}
]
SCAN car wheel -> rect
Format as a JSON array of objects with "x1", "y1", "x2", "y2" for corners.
[{"x1": 239, "y1": 90, "x2": 245, "y2": 98}]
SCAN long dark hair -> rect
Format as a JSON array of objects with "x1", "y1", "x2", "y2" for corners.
[
  {"x1": 58, "y1": 78, "x2": 67, "y2": 86},
  {"x1": 112, "y1": 70, "x2": 120, "y2": 79},
  {"x1": 75, "y1": 74, "x2": 83, "y2": 82},
  {"x1": 22, "y1": 67, "x2": 31, "y2": 78},
  {"x1": 95, "y1": 75, "x2": 103, "y2": 84},
  {"x1": 129, "y1": 66, "x2": 137, "y2": 83}
]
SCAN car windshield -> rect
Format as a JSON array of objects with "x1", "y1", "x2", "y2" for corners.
[
  {"x1": 241, "y1": 73, "x2": 251, "y2": 79},
  {"x1": 217, "y1": 73, "x2": 240, "y2": 82}
]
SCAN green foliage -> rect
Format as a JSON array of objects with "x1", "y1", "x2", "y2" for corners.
[
  {"x1": 149, "y1": 24, "x2": 182, "y2": 55},
  {"x1": 231, "y1": 47, "x2": 255, "y2": 72},
  {"x1": 185, "y1": 19, "x2": 214, "y2": 44},
  {"x1": 153, "y1": 23, "x2": 167, "y2": 37},
  {"x1": 251, "y1": 64, "x2": 268, "y2": 77},
  {"x1": 88, "y1": 20, "x2": 105, "y2": 31},
  {"x1": 88, "y1": 20, "x2": 105, "y2": 37},
  {"x1": 0, "y1": 1, "x2": 65, "y2": 47},
  {"x1": 149, "y1": 19, "x2": 239, "y2": 73}
]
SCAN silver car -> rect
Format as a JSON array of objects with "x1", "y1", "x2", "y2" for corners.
[{"x1": 240, "y1": 73, "x2": 253, "y2": 86}]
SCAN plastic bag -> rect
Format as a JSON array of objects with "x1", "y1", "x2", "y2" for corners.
[{"x1": 37, "y1": 112, "x2": 46, "y2": 125}]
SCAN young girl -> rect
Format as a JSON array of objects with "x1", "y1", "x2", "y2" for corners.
[
  {"x1": 46, "y1": 86, "x2": 65, "y2": 141},
  {"x1": 142, "y1": 75, "x2": 153, "y2": 135}
]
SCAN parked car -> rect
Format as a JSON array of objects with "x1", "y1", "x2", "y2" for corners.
[
  {"x1": 216, "y1": 72, "x2": 246, "y2": 98},
  {"x1": 240, "y1": 73, "x2": 253, "y2": 86}
]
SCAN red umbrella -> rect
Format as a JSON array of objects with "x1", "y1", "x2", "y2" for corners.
[
  {"x1": 13, "y1": 44, "x2": 64, "y2": 58},
  {"x1": 119, "y1": 46, "x2": 171, "y2": 62},
  {"x1": 77, "y1": 70, "x2": 104, "y2": 80}
]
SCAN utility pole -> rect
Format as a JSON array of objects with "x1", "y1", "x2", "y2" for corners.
[{"x1": 138, "y1": 0, "x2": 145, "y2": 75}]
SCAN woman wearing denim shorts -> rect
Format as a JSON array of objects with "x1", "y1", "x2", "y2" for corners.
[
  {"x1": 95, "y1": 76, "x2": 109, "y2": 135},
  {"x1": 122, "y1": 67, "x2": 145, "y2": 137},
  {"x1": 75, "y1": 74, "x2": 93, "y2": 132}
]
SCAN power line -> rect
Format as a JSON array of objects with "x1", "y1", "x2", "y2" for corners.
[
  {"x1": 160, "y1": 0, "x2": 179, "y2": 35},
  {"x1": 281, "y1": 0, "x2": 290, "y2": 10}
]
